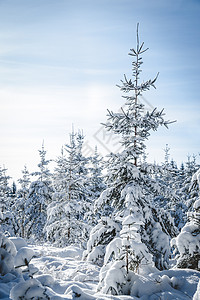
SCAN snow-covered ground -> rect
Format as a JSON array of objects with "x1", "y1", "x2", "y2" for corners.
[{"x1": 1, "y1": 240, "x2": 200, "y2": 300}]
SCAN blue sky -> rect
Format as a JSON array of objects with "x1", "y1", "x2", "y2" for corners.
[{"x1": 0, "y1": 0, "x2": 199, "y2": 180}]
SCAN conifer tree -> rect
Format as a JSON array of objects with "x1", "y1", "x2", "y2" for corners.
[
  {"x1": 98, "y1": 215, "x2": 154, "y2": 295},
  {"x1": 25, "y1": 143, "x2": 53, "y2": 241},
  {"x1": 171, "y1": 168, "x2": 200, "y2": 270},
  {"x1": 93, "y1": 25, "x2": 176, "y2": 291},
  {"x1": 0, "y1": 166, "x2": 17, "y2": 236},
  {"x1": 0, "y1": 166, "x2": 11, "y2": 213},
  {"x1": 16, "y1": 165, "x2": 31, "y2": 238},
  {"x1": 163, "y1": 154, "x2": 200, "y2": 231},
  {"x1": 88, "y1": 146, "x2": 105, "y2": 201},
  {"x1": 45, "y1": 130, "x2": 91, "y2": 246},
  {"x1": 154, "y1": 146, "x2": 185, "y2": 231}
]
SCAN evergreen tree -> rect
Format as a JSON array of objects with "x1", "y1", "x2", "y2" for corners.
[
  {"x1": 15, "y1": 165, "x2": 31, "y2": 238},
  {"x1": 154, "y1": 146, "x2": 185, "y2": 231},
  {"x1": 0, "y1": 166, "x2": 11, "y2": 213},
  {"x1": 0, "y1": 166, "x2": 16, "y2": 236},
  {"x1": 162, "y1": 154, "x2": 200, "y2": 231},
  {"x1": 183, "y1": 155, "x2": 199, "y2": 210},
  {"x1": 25, "y1": 143, "x2": 53, "y2": 241},
  {"x1": 45, "y1": 131, "x2": 91, "y2": 246},
  {"x1": 92, "y1": 25, "x2": 176, "y2": 293},
  {"x1": 88, "y1": 146, "x2": 105, "y2": 201},
  {"x1": 83, "y1": 216, "x2": 120, "y2": 265},
  {"x1": 171, "y1": 168, "x2": 200, "y2": 270},
  {"x1": 10, "y1": 182, "x2": 17, "y2": 199},
  {"x1": 98, "y1": 215, "x2": 155, "y2": 295}
]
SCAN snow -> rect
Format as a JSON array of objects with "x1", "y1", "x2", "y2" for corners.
[
  {"x1": 0, "y1": 240, "x2": 199, "y2": 299},
  {"x1": 0, "y1": 233, "x2": 17, "y2": 276},
  {"x1": 128, "y1": 269, "x2": 200, "y2": 299},
  {"x1": 14, "y1": 247, "x2": 35, "y2": 268},
  {"x1": 10, "y1": 278, "x2": 49, "y2": 300},
  {"x1": 192, "y1": 169, "x2": 200, "y2": 189},
  {"x1": 122, "y1": 215, "x2": 141, "y2": 226},
  {"x1": 104, "y1": 237, "x2": 122, "y2": 264},
  {"x1": 8, "y1": 237, "x2": 27, "y2": 251},
  {"x1": 194, "y1": 199, "x2": 200, "y2": 211},
  {"x1": 193, "y1": 280, "x2": 200, "y2": 300}
]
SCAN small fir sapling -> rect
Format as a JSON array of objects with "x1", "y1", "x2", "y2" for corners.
[{"x1": 98, "y1": 215, "x2": 154, "y2": 295}]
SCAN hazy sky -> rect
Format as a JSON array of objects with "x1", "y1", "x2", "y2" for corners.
[{"x1": 0, "y1": 0, "x2": 200, "y2": 181}]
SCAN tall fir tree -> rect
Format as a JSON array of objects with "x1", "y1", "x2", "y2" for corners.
[{"x1": 91, "y1": 25, "x2": 176, "y2": 295}]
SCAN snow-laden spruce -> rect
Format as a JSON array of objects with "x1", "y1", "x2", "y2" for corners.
[
  {"x1": 15, "y1": 165, "x2": 31, "y2": 238},
  {"x1": 171, "y1": 168, "x2": 200, "y2": 270},
  {"x1": 45, "y1": 130, "x2": 96, "y2": 247},
  {"x1": 98, "y1": 215, "x2": 156, "y2": 295},
  {"x1": 0, "y1": 166, "x2": 18, "y2": 236},
  {"x1": 83, "y1": 216, "x2": 120, "y2": 265},
  {"x1": 25, "y1": 143, "x2": 54, "y2": 241},
  {"x1": 84, "y1": 24, "x2": 178, "y2": 296}
]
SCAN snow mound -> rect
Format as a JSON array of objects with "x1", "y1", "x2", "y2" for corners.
[
  {"x1": 193, "y1": 279, "x2": 200, "y2": 300},
  {"x1": 10, "y1": 278, "x2": 49, "y2": 300},
  {"x1": 9, "y1": 237, "x2": 27, "y2": 251},
  {"x1": 131, "y1": 269, "x2": 200, "y2": 299},
  {"x1": 0, "y1": 232, "x2": 17, "y2": 257},
  {"x1": 194, "y1": 199, "x2": 200, "y2": 211},
  {"x1": 65, "y1": 284, "x2": 95, "y2": 299},
  {"x1": 0, "y1": 232, "x2": 17, "y2": 275},
  {"x1": 14, "y1": 247, "x2": 35, "y2": 268},
  {"x1": 35, "y1": 274, "x2": 55, "y2": 287}
]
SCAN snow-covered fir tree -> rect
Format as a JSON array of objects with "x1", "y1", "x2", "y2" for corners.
[
  {"x1": 25, "y1": 143, "x2": 53, "y2": 241},
  {"x1": 10, "y1": 182, "x2": 17, "y2": 200},
  {"x1": 171, "y1": 168, "x2": 200, "y2": 270},
  {"x1": 160, "y1": 153, "x2": 200, "y2": 231},
  {"x1": 88, "y1": 146, "x2": 105, "y2": 201},
  {"x1": 0, "y1": 166, "x2": 17, "y2": 236},
  {"x1": 98, "y1": 215, "x2": 155, "y2": 295},
  {"x1": 0, "y1": 166, "x2": 11, "y2": 213},
  {"x1": 15, "y1": 165, "x2": 31, "y2": 238},
  {"x1": 171, "y1": 155, "x2": 199, "y2": 230},
  {"x1": 154, "y1": 145, "x2": 186, "y2": 231},
  {"x1": 89, "y1": 25, "x2": 177, "y2": 295},
  {"x1": 83, "y1": 216, "x2": 121, "y2": 265},
  {"x1": 45, "y1": 130, "x2": 92, "y2": 247},
  {"x1": 183, "y1": 155, "x2": 200, "y2": 209}
]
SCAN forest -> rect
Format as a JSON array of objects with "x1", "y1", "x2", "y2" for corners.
[{"x1": 0, "y1": 26, "x2": 200, "y2": 299}]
